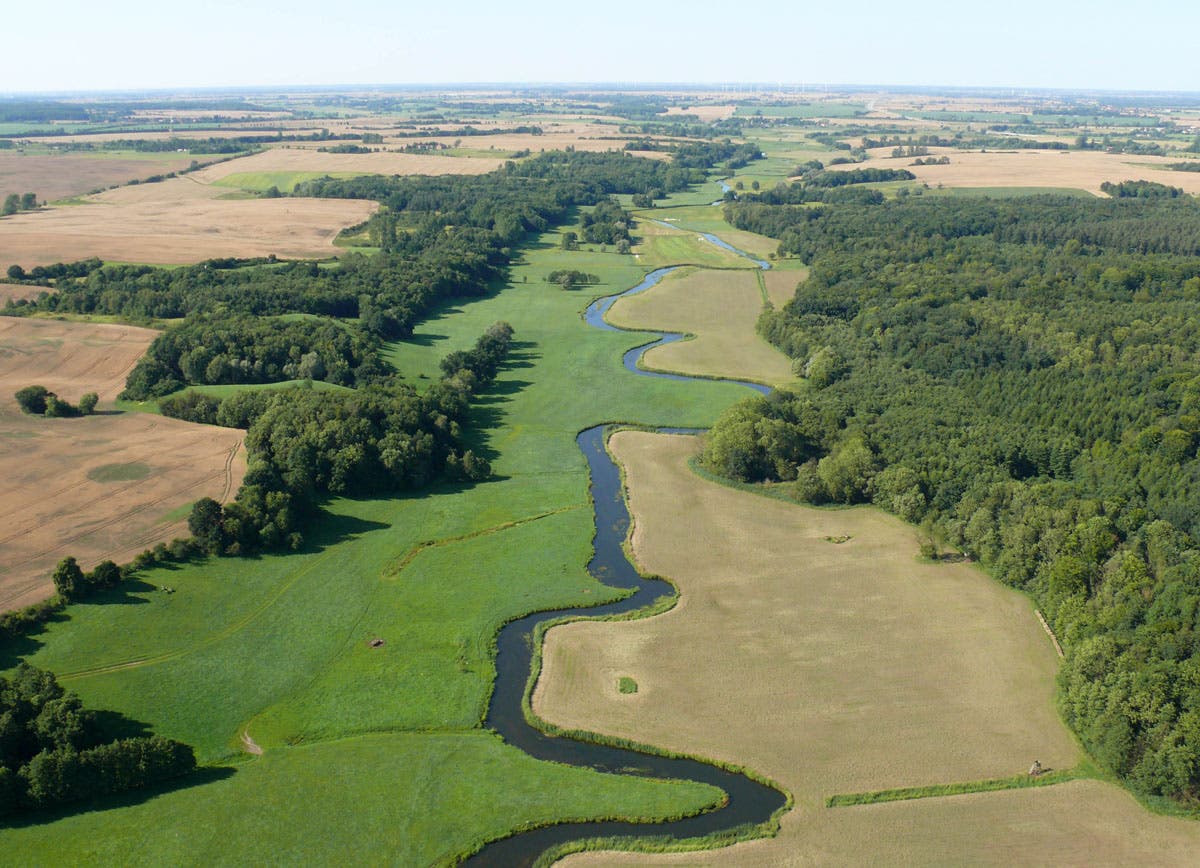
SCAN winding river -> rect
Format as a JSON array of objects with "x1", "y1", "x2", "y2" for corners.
[{"x1": 466, "y1": 238, "x2": 784, "y2": 865}]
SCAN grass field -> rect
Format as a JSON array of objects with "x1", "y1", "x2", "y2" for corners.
[
  {"x1": 0, "y1": 206, "x2": 750, "y2": 862},
  {"x1": 632, "y1": 219, "x2": 760, "y2": 270},
  {"x1": 761, "y1": 269, "x2": 805, "y2": 308},
  {"x1": 643, "y1": 205, "x2": 784, "y2": 260},
  {"x1": 538, "y1": 432, "x2": 1200, "y2": 863},
  {"x1": 606, "y1": 267, "x2": 795, "y2": 386}
]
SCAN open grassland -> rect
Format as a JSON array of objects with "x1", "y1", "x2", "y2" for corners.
[
  {"x1": 632, "y1": 219, "x2": 759, "y2": 270},
  {"x1": 0, "y1": 731, "x2": 720, "y2": 867},
  {"x1": 644, "y1": 206, "x2": 782, "y2": 260},
  {"x1": 0, "y1": 151, "x2": 222, "y2": 203},
  {"x1": 839, "y1": 148, "x2": 1200, "y2": 196},
  {"x1": 0, "y1": 176, "x2": 377, "y2": 266},
  {"x1": 198, "y1": 146, "x2": 504, "y2": 186},
  {"x1": 0, "y1": 318, "x2": 244, "y2": 610},
  {"x1": 606, "y1": 268, "x2": 795, "y2": 386},
  {"x1": 0, "y1": 213, "x2": 749, "y2": 861}
]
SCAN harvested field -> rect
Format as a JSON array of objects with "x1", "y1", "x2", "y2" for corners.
[
  {"x1": 0, "y1": 317, "x2": 158, "y2": 402},
  {"x1": 196, "y1": 147, "x2": 504, "y2": 184},
  {"x1": 762, "y1": 268, "x2": 805, "y2": 308},
  {"x1": 534, "y1": 431, "x2": 1200, "y2": 862},
  {"x1": 0, "y1": 152, "x2": 209, "y2": 202},
  {"x1": 0, "y1": 176, "x2": 377, "y2": 266},
  {"x1": 662, "y1": 105, "x2": 736, "y2": 122},
  {"x1": 562, "y1": 779, "x2": 1200, "y2": 866},
  {"x1": 0, "y1": 283, "x2": 50, "y2": 305},
  {"x1": 0, "y1": 318, "x2": 245, "y2": 610},
  {"x1": 606, "y1": 268, "x2": 794, "y2": 386},
  {"x1": 839, "y1": 148, "x2": 1200, "y2": 196}
]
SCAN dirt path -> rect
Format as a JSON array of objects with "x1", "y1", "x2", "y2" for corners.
[{"x1": 240, "y1": 730, "x2": 263, "y2": 756}]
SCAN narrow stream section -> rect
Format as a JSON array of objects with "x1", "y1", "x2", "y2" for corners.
[{"x1": 467, "y1": 243, "x2": 784, "y2": 865}]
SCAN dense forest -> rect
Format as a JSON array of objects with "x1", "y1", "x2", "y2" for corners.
[{"x1": 711, "y1": 191, "x2": 1200, "y2": 802}]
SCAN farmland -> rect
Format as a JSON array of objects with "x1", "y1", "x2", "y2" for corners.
[
  {"x1": 4, "y1": 85, "x2": 1200, "y2": 864},
  {"x1": 0, "y1": 318, "x2": 244, "y2": 609}
]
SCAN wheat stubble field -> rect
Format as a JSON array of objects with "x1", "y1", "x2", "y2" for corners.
[
  {"x1": 538, "y1": 431, "x2": 1200, "y2": 865},
  {"x1": 0, "y1": 318, "x2": 244, "y2": 609}
]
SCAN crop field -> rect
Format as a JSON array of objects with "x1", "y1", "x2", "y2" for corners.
[
  {"x1": 0, "y1": 151, "x2": 221, "y2": 202},
  {"x1": 0, "y1": 318, "x2": 245, "y2": 609},
  {"x1": 564, "y1": 779, "x2": 1200, "y2": 866},
  {"x1": 0, "y1": 282, "x2": 50, "y2": 304},
  {"x1": 839, "y1": 148, "x2": 1200, "y2": 196},
  {"x1": 606, "y1": 267, "x2": 795, "y2": 386},
  {"x1": 197, "y1": 146, "x2": 505, "y2": 186},
  {"x1": 0, "y1": 176, "x2": 378, "y2": 266}
]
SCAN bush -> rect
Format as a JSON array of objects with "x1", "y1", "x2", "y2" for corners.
[{"x1": 14, "y1": 385, "x2": 50, "y2": 414}]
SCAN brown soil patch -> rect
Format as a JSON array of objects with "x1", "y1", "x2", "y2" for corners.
[
  {"x1": 194, "y1": 147, "x2": 505, "y2": 183},
  {"x1": 606, "y1": 269, "x2": 794, "y2": 386},
  {"x1": 838, "y1": 148, "x2": 1200, "y2": 196},
  {"x1": 0, "y1": 176, "x2": 377, "y2": 266},
  {"x1": 536, "y1": 432, "x2": 1200, "y2": 864},
  {"x1": 0, "y1": 318, "x2": 246, "y2": 610},
  {"x1": 0, "y1": 152, "x2": 210, "y2": 202}
]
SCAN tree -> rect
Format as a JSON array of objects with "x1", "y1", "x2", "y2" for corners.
[
  {"x1": 188, "y1": 497, "x2": 226, "y2": 553},
  {"x1": 87, "y1": 560, "x2": 122, "y2": 591},
  {"x1": 20, "y1": 193, "x2": 37, "y2": 211},
  {"x1": 14, "y1": 385, "x2": 50, "y2": 415},
  {"x1": 6, "y1": 264, "x2": 24, "y2": 280},
  {"x1": 817, "y1": 437, "x2": 876, "y2": 504},
  {"x1": 560, "y1": 231, "x2": 578, "y2": 251},
  {"x1": 51, "y1": 557, "x2": 84, "y2": 600},
  {"x1": 1, "y1": 194, "x2": 18, "y2": 216},
  {"x1": 77, "y1": 392, "x2": 98, "y2": 415}
]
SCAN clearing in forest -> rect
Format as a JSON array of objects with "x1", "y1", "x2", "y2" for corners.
[
  {"x1": 0, "y1": 318, "x2": 244, "y2": 609},
  {"x1": 539, "y1": 432, "x2": 1200, "y2": 864},
  {"x1": 605, "y1": 267, "x2": 795, "y2": 387}
]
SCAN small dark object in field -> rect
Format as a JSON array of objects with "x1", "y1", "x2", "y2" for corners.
[{"x1": 369, "y1": 638, "x2": 385, "y2": 648}]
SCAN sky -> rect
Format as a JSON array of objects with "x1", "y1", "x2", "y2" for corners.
[{"x1": 5, "y1": 0, "x2": 1199, "y2": 95}]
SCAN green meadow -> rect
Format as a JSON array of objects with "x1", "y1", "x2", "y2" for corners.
[{"x1": 2, "y1": 200, "x2": 750, "y2": 863}]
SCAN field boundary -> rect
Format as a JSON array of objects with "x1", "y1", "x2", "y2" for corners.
[{"x1": 825, "y1": 765, "x2": 1091, "y2": 808}]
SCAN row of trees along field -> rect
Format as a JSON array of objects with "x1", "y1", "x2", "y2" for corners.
[{"x1": 709, "y1": 189, "x2": 1200, "y2": 803}]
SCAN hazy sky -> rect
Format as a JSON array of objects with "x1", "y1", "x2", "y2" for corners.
[{"x1": 5, "y1": 0, "x2": 1198, "y2": 94}]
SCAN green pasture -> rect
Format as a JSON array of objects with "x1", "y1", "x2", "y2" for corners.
[{"x1": 2, "y1": 199, "x2": 754, "y2": 861}]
